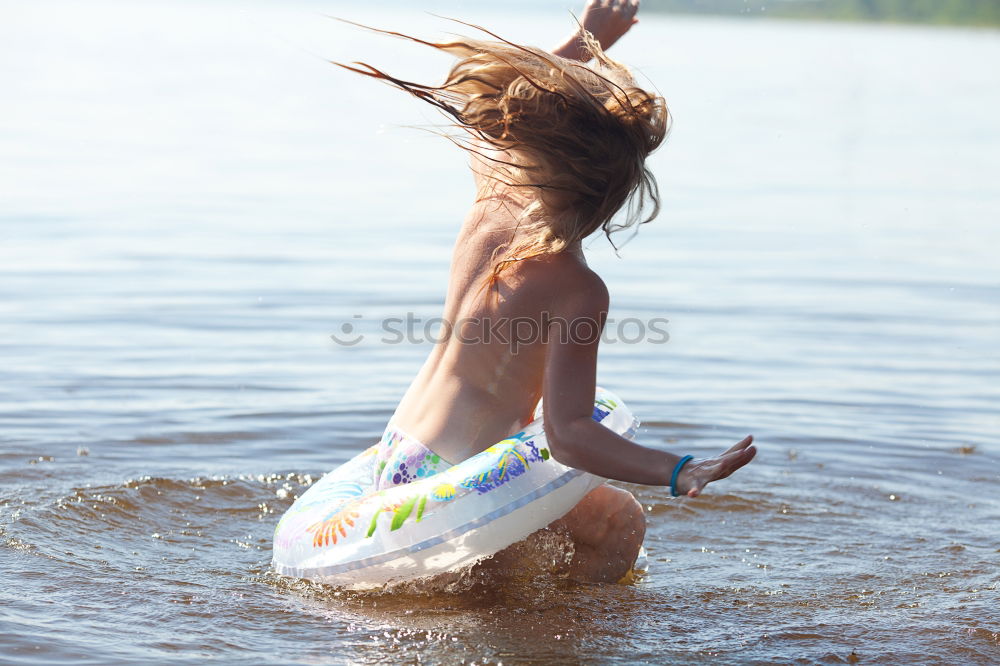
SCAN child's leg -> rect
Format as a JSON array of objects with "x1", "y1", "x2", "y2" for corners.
[{"x1": 549, "y1": 483, "x2": 646, "y2": 583}]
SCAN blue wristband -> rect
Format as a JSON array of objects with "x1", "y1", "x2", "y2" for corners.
[{"x1": 670, "y1": 455, "x2": 694, "y2": 497}]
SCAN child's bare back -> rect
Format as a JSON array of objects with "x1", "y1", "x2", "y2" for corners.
[{"x1": 390, "y1": 192, "x2": 603, "y2": 464}]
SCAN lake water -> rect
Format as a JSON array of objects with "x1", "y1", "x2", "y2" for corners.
[{"x1": 2, "y1": 1, "x2": 998, "y2": 663}]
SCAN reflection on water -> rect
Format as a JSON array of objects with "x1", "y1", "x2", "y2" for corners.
[{"x1": 1, "y1": 0, "x2": 999, "y2": 663}]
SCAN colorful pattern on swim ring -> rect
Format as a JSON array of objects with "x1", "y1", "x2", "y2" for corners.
[
  {"x1": 372, "y1": 426, "x2": 448, "y2": 490},
  {"x1": 271, "y1": 387, "x2": 640, "y2": 587}
]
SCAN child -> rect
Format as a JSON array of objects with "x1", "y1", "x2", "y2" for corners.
[{"x1": 342, "y1": 0, "x2": 756, "y2": 582}]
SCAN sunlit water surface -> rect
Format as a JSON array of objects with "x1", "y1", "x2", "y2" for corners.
[{"x1": 2, "y1": 1, "x2": 998, "y2": 663}]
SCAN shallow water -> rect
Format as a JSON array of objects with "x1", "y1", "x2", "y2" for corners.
[{"x1": 2, "y1": 1, "x2": 999, "y2": 663}]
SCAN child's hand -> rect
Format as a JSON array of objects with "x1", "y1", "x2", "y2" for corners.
[
  {"x1": 578, "y1": 0, "x2": 640, "y2": 53},
  {"x1": 677, "y1": 436, "x2": 756, "y2": 498},
  {"x1": 552, "y1": 0, "x2": 640, "y2": 61}
]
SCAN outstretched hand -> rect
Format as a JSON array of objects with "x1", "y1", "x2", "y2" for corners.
[
  {"x1": 552, "y1": 0, "x2": 640, "y2": 62},
  {"x1": 677, "y1": 436, "x2": 757, "y2": 498},
  {"x1": 578, "y1": 0, "x2": 640, "y2": 52}
]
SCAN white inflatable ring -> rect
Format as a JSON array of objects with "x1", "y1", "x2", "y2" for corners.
[{"x1": 272, "y1": 387, "x2": 639, "y2": 588}]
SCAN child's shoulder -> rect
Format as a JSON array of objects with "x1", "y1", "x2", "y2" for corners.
[{"x1": 521, "y1": 251, "x2": 609, "y2": 311}]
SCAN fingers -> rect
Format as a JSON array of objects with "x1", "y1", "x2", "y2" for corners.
[
  {"x1": 676, "y1": 440, "x2": 757, "y2": 498},
  {"x1": 723, "y1": 434, "x2": 753, "y2": 455},
  {"x1": 616, "y1": 0, "x2": 638, "y2": 20},
  {"x1": 718, "y1": 445, "x2": 756, "y2": 480},
  {"x1": 587, "y1": 0, "x2": 637, "y2": 22}
]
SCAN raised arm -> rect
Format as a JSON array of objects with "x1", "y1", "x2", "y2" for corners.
[
  {"x1": 542, "y1": 270, "x2": 756, "y2": 496},
  {"x1": 552, "y1": 0, "x2": 641, "y2": 62}
]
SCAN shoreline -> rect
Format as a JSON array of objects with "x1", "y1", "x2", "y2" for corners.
[{"x1": 643, "y1": 0, "x2": 1000, "y2": 30}]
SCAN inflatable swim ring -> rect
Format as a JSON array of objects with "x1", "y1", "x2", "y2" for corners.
[{"x1": 272, "y1": 387, "x2": 639, "y2": 589}]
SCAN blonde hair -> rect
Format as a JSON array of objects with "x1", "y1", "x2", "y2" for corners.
[{"x1": 336, "y1": 20, "x2": 670, "y2": 287}]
